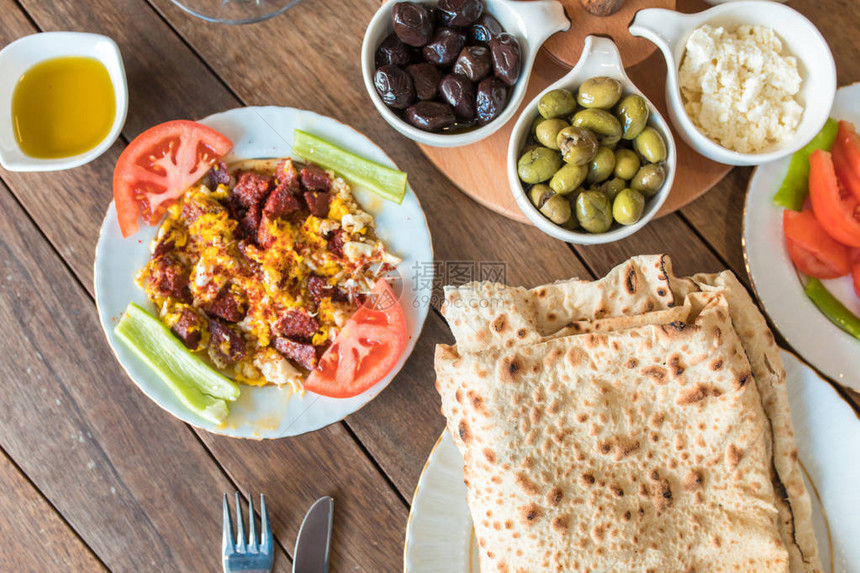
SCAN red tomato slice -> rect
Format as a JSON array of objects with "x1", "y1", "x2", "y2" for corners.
[
  {"x1": 113, "y1": 120, "x2": 232, "y2": 238},
  {"x1": 783, "y1": 209, "x2": 850, "y2": 278},
  {"x1": 305, "y1": 279, "x2": 408, "y2": 398},
  {"x1": 852, "y1": 249, "x2": 860, "y2": 299},
  {"x1": 833, "y1": 121, "x2": 860, "y2": 202},
  {"x1": 808, "y1": 149, "x2": 860, "y2": 248}
]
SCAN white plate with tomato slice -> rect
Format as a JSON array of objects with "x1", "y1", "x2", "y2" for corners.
[
  {"x1": 744, "y1": 83, "x2": 860, "y2": 392},
  {"x1": 94, "y1": 107, "x2": 434, "y2": 438}
]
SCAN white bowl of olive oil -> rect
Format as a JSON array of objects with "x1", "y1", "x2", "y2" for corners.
[{"x1": 0, "y1": 32, "x2": 127, "y2": 172}]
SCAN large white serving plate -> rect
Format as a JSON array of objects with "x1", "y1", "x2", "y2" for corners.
[
  {"x1": 405, "y1": 350, "x2": 860, "y2": 573},
  {"x1": 95, "y1": 106, "x2": 434, "y2": 438},
  {"x1": 743, "y1": 83, "x2": 860, "y2": 392}
]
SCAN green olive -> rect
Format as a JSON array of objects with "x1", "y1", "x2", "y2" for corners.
[
  {"x1": 630, "y1": 163, "x2": 667, "y2": 198},
  {"x1": 518, "y1": 147, "x2": 562, "y2": 184},
  {"x1": 530, "y1": 115, "x2": 546, "y2": 138},
  {"x1": 616, "y1": 94, "x2": 650, "y2": 140},
  {"x1": 528, "y1": 183, "x2": 554, "y2": 209},
  {"x1": 634, "y1": 126, "x2": 668, "y2": 163},
  {"x1": 575, "y1": 190, "x2": 612, "y2": 234},
  {"x1": 550, "y1": 163, "x2": 588, "y2": 195},
  {"x1": 540, "y1": 194, "x2": 572, "y2": 225},
  {"x1": 538, "y1": 89, "x2": 578, "y2": 119},
  {"x1": 572, "y1": 109, "x2": 622, "y2": 147},
  {"x1": 586, "y1": 146, "x2": 616, "y2": 184},
  {"x1": 599, "y1": 177, "x2": 627, "y2": 202},
  {"x1": 613, "y1": 148, "x2": 641, "y2": 180},
  {"x1": 529, "y1": 184, "x2": 571, "y2": 225},
  {"x1": 556, "y1": 126, "x2": 598, "y2": 166},
  {"x1": 612, "y1": 188, "x2": 645, "y2": 225},
  {"x1": 535, "y1": 118, "x2": 569, "y2": 150},
  {"x1": 577, "y1": 77, "x2": 623, "y2": 109},
  {"x1": 560, "y1": 213, "x2": 580, "y2": 230}
]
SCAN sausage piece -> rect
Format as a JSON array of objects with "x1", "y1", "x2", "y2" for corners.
[
  {"x1": 208, "y1": 319, "x2": 246, "y2": 367},
  {"x1": 171, "y1": 306, "x2": 205, "y2": 351},
  {"x1": 275, "y1": 159, "x2": 301, "y2": 193},
  {"x1": 272, "y1": 309, "x2": 319, "y2": 341},
  {"x1": 148, "y1": 255, "x2": 189, "y2": 301},
  {"x1": 272, "y1": 337, "x2": 318, "y2": 370},
  {"x1": 205, "y1": 286, "x2": 246, "y2": 323},
  {"x1": 300, "y1": 164, "x2": 331, "y2": 192},
  {"x1": 207, "y1": 161, "x2": 232, "y2": 188},
  {"x1": 232, "y1": 171, "x2": 272, "y2": 209},
  {"x1": 304, "y1": 191, "x2": 331, "y2": 218},
  {"x1": 264, "y1": 183, "x2": 303, "y2": 218}
]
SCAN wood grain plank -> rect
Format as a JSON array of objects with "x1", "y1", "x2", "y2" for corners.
[
  {"x1": 0, "y1": 180, "x2": 291, "y2": 572},
  {"x1": 0, "y1": 451, "x2": 106, "y2": 572},
  {"x1": 678, "y1": 167, "x2": 751, "y2": 278}
]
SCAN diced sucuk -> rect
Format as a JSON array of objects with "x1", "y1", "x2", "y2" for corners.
[
  {"x1": 300, "y1": 163, "x2": 331, "y2": 192},
  {"x1": 171, "y1": 306, "x2": 205, "y2": 350},
  {"x1": 232, "y1": 171, "x2": 272, "y2": 209},
  {"x1": 264, "y1": 183, "x2": 303, "y2": 218},
  {"x1": 304, "y1": 190, "x2": 331, "y2": 217},
  {"x1": 272, "y1": 336, "x2": 317, "y2": 370},
  {"x1": 208, "y1": 319, "x2": 246, "y2": 367},
  {"x1": 205, "y1": 286, "x2": 245, "y2": 323},
  {"x1": 272, "y1": 309, "x2": 319, "y2": 341}
]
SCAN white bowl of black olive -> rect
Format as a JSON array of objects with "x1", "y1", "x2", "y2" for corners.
[
  {"x1": 362, "y1": 0, "x2": 569, "y2": 147},
  {"x1": 508, "y1": 36, "x2": 677, "y2": 245}
]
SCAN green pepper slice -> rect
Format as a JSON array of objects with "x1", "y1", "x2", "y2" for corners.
[
  {"x1": 773, "y1": 118, "x2": 838, "y2": 211},
  {"x1": 804, "y1": 278, "x2": 860, "y2": 340}
]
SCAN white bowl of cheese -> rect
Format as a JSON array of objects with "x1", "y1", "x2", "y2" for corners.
[{"x1": 630, "y1": 1, "x2": 835, "y2": 166}]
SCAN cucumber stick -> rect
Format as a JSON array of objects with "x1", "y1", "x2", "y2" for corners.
[
  {"x1": 293, "y1": 130, "x2": 408, "y2": 204},
  {"x1": 115, "y1": 303, "x2": 240, "y2": 425}
]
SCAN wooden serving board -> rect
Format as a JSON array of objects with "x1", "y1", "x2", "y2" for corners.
[
  {"x1": 419, "y1": 0, "x2": 732, "y2": 224},
  {"x1": 544, "y1": 0, "x2": 674, "y2": 68}
]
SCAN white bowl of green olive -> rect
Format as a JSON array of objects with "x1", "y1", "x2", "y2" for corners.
[{"x1": 507, "y1": 35, "x2": 676, "y2": 244}]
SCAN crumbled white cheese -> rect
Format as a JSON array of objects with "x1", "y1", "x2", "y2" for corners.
[
  {"x1": 341, "y1": 211, "x2": 374, "y2": 234},
  {"x1": 679, "y1": 24, "x2": 803, "y2": 153},
  {"x1": 254, "y1": 348, "x2": 302, "y2": 387},
  {"x1": 343, "y1": 241, "x2": 374, "y2": 261},
  {"x1": 317, "y1": 218, "x2": 340, "y2": 236}
]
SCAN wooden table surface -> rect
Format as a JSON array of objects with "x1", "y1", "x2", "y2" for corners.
[{"x1": 1, "y1": 0, "x2": 858, "y2": 570}]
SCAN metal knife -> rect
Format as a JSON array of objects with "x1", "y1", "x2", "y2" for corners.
[{"x1": 292, "y1": 496, "x2": 333, "y2": 573}]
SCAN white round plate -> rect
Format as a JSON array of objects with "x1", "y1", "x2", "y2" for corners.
[
  {"x1": 405, "y1": 350, "x2": 860, "y2": 573},
  {"x1": 744, "y1": 83, "x2": 860, "y2": 392},
  {"x1": 95, "y1": 106, "x2": 434, "y2": 438}
]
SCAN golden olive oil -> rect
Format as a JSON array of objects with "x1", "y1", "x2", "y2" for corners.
[{"x1": 11, "y1": 56, "x2": 115, "y2": 159}]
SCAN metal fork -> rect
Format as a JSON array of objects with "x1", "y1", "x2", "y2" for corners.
[{"x1": 223, "y1": 492, "x2": 274, "y2": 573}]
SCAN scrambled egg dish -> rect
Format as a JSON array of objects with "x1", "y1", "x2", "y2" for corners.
[{"x1": 137, "y1": 158, "x2": 399, "y2": 391}]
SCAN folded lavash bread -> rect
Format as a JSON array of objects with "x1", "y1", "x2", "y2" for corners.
[
  {"x1": 436, "y1": 291, "x2": 790, "y2": 572},
  {"x1": 437, "y1": 254, "x2": 820, "y2": 573}
]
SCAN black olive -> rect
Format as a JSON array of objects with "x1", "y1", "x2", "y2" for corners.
[
  {"x1": 405, "y1": 101, "x2": 456, "y2": 132},
  {"x1": 374, "y1": 65, "x2": 416, "y2": 110},
  {"x1": 438, "y1": 0, "x2": 483, "y2": 27},
  {"x1": 476, "y1": 76, "x2": 507, "y2": 125},
  {"x1": 468, "y1": 13, "x2": 503, "y2": 46},
  {"x1": 392, "y1": 2, "x2": 434, "y2": 47},
  {"x1": 406, "y1": 63, "x2": 441, "y2": 101},
  {"x1": 489, "y1": 32, "x2": 521, "y2": 86},
  {"x1": 422, "y1": 27, "x2": 466, "y2": 67},
  {"x1": 453, "y1": 45, "x2": 492, "y2": 83},
  {"x1": 375, "y1": 33, "x2": 411, "y2": 68},
  {"x1": 439, "y1": 74, "x2": 477, "y2": 120}
]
